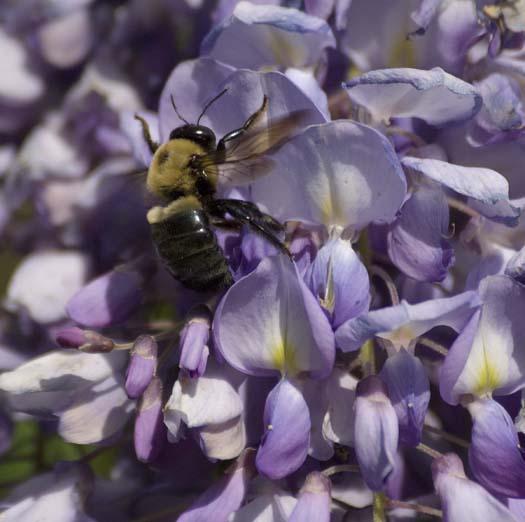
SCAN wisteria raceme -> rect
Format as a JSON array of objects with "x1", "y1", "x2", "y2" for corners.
[{"x1": 1, "y1": 1, "x2": 525, "y2": 520}]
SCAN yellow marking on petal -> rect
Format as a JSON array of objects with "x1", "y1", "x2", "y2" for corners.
[
  {"x1": 473, "y1": 338, "x2": 502, "y2": 397},
  {"x1": 321, "y1": 192, "x2": 346, "y2": 229},
  {"x1": 380, "y1": 325, "x2": 415, "y2": 349},
  {"x1": 320, "y1": 195, "x2": 334, "y2": 226},
  {"x1": 319, "y1": 254, "x2": 335, "y2": 314},
  {"x1": 271, "y1": 341, "x2": 297, "y2": 376},
  {"x1": 388, "y1": 33, "x2": 416, "y2": 68},
  {"x1": 269, "y1": 31, "x2": 305, "y2": 68}
]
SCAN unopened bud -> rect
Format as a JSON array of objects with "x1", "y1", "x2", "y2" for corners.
[
  {"x1": 134, "y1": 377, "x2": 166, "y2": 463},
  {"x1": 125, "y1": 335, "x2": 158, "y2": 399},
  {"x1": 179, "y1": 305, "x2": 211, "y2": 377},
  {"x1": 56, "y1": 327, "x2": 114, "y2": 353}
]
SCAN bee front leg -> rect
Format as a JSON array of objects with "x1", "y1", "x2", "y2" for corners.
[
  {"x1": 209, "y1": 199, "x2": 291, "y2": 258},
  {"x1": 216, "y1": 96, "x2": 268, "y2": 153},
  {"x1": 134, "y1": 114, "x2": 160, "y2": 154}
]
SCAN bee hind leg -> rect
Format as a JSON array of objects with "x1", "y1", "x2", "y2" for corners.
[
  {"x1": 134, "y1": 114, "x2": 159, "y2": 154},
  {"x1": 209, "y1": 199, "x2": 291, "y2": 258}
]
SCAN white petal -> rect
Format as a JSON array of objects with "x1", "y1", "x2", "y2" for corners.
[
  {"x1": 6, "y1": 250, "x2": 90, "y2": 324},
  {"x1": 58, "y1": 376, "x2": 134, "y2": 444},
  {"x1": 164, "y1": 373, "x2": 243, "y2": 431},
  {"x1": 323, "y1": 368, "x2": 358, "y2": 446},
  {"x1": 0, "y1": 350, "x2": 127, "y2": 394},
  {"x1": 198, "y1": 416, "x2": 246, "y2": 460},
  {"x1": 0, "y1": 28, "x2": 43, "y2": 103}
]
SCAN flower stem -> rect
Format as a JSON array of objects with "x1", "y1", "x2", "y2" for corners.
[
  {"x1": 386, "y1": 499, "x2": 443, "y2": 518},
  {"x1": 418, "y1": 337, "x2": 449, "y2": 356},
  {"x1": 416, "y1": 442, "x2": 443, "y2": 459},
  {"x1": 322, "y1": 464, "x2": 360, "y2": 477},
  {"x1": 424, "y1": 424, "x2": 470, "y2": 448}
]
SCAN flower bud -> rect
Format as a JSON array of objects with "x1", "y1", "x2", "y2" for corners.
[
  {"x1": 179, "y1": 305, "x2": 211, "y2": 377},
  {"x1": 125, "y1": 335, "x2": 157, "y2": 399},
  {"x1": 134, "y1": 377, "x2": 166, "y2": 463},
  {"x1": 289, "y1": 472, "x2": 331, "y2": 522},
  {"x1": 432, "y1": 453, "x2": 517, "y2": 522},
  {"x1": 55, "y1": 327, "x2": 114, "y2": 353},
  {"x1": 354, "y1": 375, "x2": 399, "y2": 491},
  {"x1": 66, "y1": 261, "x2": 148, "y2": 328}
]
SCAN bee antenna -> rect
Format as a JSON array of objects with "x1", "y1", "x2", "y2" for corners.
[
  {"x1": 170, "y1": 95, "x2": 190, "y2": 125},
  {"x1": 197, "y1": 88, "x2": 228, "y2": 125}
]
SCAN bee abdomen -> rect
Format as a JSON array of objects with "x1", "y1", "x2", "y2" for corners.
[{"x1": 150, "y1": 208, "x2": 233, "y2": 291}]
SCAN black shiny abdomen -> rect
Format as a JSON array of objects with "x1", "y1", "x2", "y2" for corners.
[{"x1": 149, "y1": 208, "x2": 233, "y2": 291}]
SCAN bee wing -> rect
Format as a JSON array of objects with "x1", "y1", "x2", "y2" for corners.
[{"x1": 195, "y1": 110, "x2": 310, "y2": 186}]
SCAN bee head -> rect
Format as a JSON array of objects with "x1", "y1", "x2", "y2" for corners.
[{"x1": 169, "y1": 124, "x2": 216, "y2": 151}]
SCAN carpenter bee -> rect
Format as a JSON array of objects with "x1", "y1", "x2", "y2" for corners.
[{"x1": 135, "y1": 89, "x2": 306, "y2": 291}]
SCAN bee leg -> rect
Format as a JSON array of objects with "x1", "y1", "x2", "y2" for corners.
[
  {"x1": 209, "y1": 217, "x2": 242, "y2": 230},
  {"x1": 216, "y1": 96, "x2": 268, "y2": 153},
  {"x1": 134, "y1": 114, "x2": 160, "y2": 154},
  {"x1": 209, "y1": 199, "x2": 291, "y2": 258}
]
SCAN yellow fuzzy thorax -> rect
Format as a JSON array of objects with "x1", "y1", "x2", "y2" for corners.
[{"x1": 147, "y1": 139, "x2": 215, "y2": 198}]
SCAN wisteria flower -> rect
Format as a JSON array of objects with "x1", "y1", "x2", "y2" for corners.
[{"x1": 2, "y1": 1, "x2": 525, "y2": 520}]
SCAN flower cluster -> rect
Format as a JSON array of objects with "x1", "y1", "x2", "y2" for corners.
[{"x1": 1, "y1": 0, "x2": 525, "y2": 521}]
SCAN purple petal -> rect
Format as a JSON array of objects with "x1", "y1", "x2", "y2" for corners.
[
  {"x1": 439, "y1": 309, "x2": 481, "y2": 406},
  {"x1": 134, "y1": 377, "x2": 166, "y2": 463},
  {"x1": 252, "y1": 120, "x2": 407, "y2": 229},
  {"x1": 388, "y1": 183, "x2": 454, "y2": 282},
  {"x1": 335, "y1": 290, "x2": 480, "y2": 352},
  {"x1": 380, "y1": 349, "x2": 430, "y2": 447},
  {"x1": 285, "y1": 68, "x2": 330, "y2": 121},
  {"x1": 304, "y1": 0, "x2": 335, "y2": 20},
  {"x1": 125, "y1": 335, "x2": 157, "y2": 399},
  {"x1": 468, "y1": 398, "x2": 525, "y2": 498},
  {"x1": 66, "y1": 266, "x2": 143, "y2": 328},
  {"x1": 213, "y1": 255, "x2": 335, "y2": 378},
  {"x1": 354, "y1": 376, "x2": 399, "y2": 491},
  {"x1": 158, "y1": 58, "x2": 234, "y2": 142},
  {"x1": 288, "y1": 472, "x2": 331, "y2": 522},
  {"x1": 432, "y1": 452, "x2": 517, "y2": 522},
  {"x1": 401, "y1": 156, "x2": 520, "y2": 226},
  {"x1": 179, "y1": 306, "x2": 211, "y2": 378},
  {"x1": 158, "y1": 58, "x2": 324, "y2": 145},
  {"x1": 506, "y1": 245, "x2": 525, "y2": 283},
  {"x1": 179, "y1": 449, "x2": 256, "y2": 522},
  {"x1": 201, "y1": 3, "x2": 335, "y2": 70},
  {"x1": 234, "y1": 228, "x2": 279, "y2": 278},
  {"x1": 305, "y1": 237, "x2": 370, "y2": 329},
  {"x1": 468, "y1": 74, "x2": 525, "y2": 147},
  {"x1": 256, "y1": 379, "x2": 310, "y2": 479},
  {"x1": 344, "y1": 68, "x2": 481, "y2": 126},
  {"x1": 441, "y1": 276, "x2": 525, "y2": 403},
  {"x1": 340, "y1": 0, "x2": 413, "y2": 71},
  {"x1": 427, "y1": 0, "x2": 484, "y2": 75},
  {"x1": 410, "y1": 0, "x2": 443, "y2": 33}
]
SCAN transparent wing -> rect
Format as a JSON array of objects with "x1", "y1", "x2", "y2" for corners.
[{"x1": 195, "y1": 110, "x2": 310, "y2": 186}]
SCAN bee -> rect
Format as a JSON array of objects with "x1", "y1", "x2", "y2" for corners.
[{"x1": 135, "y1": 89, "x2": 306, "y2": 291}]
